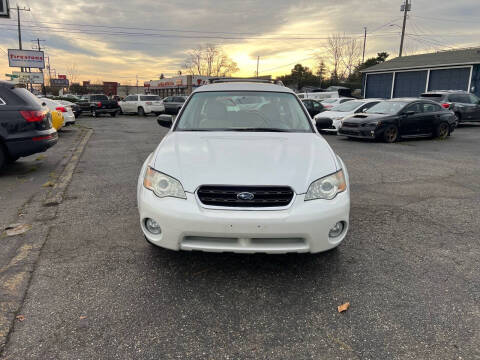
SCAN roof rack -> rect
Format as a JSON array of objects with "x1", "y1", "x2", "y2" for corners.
[{"x1": 208, "y1": 77, "x2": 284, "y2": 86}]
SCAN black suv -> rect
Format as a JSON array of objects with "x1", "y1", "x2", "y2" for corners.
[
  {"x1": 0, "y1": 81, "x2": 57, "y2": 169},
  {"x1": 420, "y1": 91, "x2": 480, "y2": 124}
]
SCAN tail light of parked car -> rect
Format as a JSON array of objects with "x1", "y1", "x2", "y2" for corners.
[
  {"x1": 96, "y1": 102, "x2": 102, "y2": 107},
  {"x1": 441, "y1": 103, "x2": 451, "y2": 109},
  {"x1": 20, "y1": 110, "x2": 47, "y2": 122},
  {"x1": 56, "y1": 106, "x2": 67, "y2": 113},
  {"x1": 146, "y1": 102, "x2": 153, "y2": 105}
]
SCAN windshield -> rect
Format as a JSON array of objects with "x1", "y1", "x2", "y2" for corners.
[
  {"x1": 175, "y1": 91, "x2": 313, "y2": 132},
  {"x1": 322, "y1": 98, "x2": 338, "y2": 104},
  {"x1": 366, "y1": 101, "x2": 407, "y2": 115},
  {"x1": 331, "y1": 100, "x2": 365, "y2": 112}
]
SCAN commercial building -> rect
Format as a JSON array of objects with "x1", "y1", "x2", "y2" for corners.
[
  {"x1": 361, "y1": 47, "x2": 480, "y2": 98},
  {"x1": 144, "y1": 75, "x2": 210, "y2": 97}
]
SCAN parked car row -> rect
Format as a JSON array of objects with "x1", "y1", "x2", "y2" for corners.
[
  {"x1": 118, "y1": 95, "x2": 187, "y2": 116},
  {"x1": 0, "y1": 81, "x2": 58, "y2": 169},
  {"x1": 307, "y1": 90, "x2": 480, "y2": 143}
]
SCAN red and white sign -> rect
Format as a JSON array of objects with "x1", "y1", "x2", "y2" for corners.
[
  {"x1": 58, "y1": 74, "x2": 67, "y2": 79},
  {"x1": 8, "y1": 49, "x2": 45, "y2": 69}
]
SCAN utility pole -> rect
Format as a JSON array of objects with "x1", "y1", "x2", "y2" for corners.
[
  {"x1": 362, "y1": 27, "x2": 367, "y2": 63},
  {"x1": 9, "y1": 5, "x2": 30, "y2": 72},
  {"x1": 256, "y1": 56, "x2": 260, "y2": 78},
  {"x1": 32, "y1": 38, "x2": 46, "y2": 95},
  {"x1": 399, "y1": 0, "x2": 410, "y2": 57},
  {"x1": 136, "y1": 75, "x2": 139, "y2": 94}
]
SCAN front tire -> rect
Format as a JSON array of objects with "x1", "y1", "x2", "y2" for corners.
[
  {"x1": 110, "y1": 111, "x2": 117, "y2": 117},
  {"x1": 454, "y1": 113, "x2": 461, "y2": 127},
  {"x1": 383, "y1": 125, "x2": 399, "y2": 143},
  {"x1": 435, "y1": 122, "x2": 449, "y2": 139},
  {"x1": 138, "y1": 107, "x2": 145, "y2": 116},
  {"x1": 0, "y1": 145, "x2": 6, "y2": 170}
]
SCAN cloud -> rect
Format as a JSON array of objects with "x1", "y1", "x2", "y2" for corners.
[{"x1": 1, "y1": 0, "x2": 479, "y2": 82}]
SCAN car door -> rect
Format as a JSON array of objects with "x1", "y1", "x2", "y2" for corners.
[
  {"x1": 449, "y1": 94, "x2": 477, "y2": 120},
  {"x1": 311, "y1": 101, "x2": 324, "y2": 117},
  {"x1": 468, "y1": 94, "x2": 480, "y2": 120},
  {"x1": 418, "y1": 102, "x2": 438, "y2": 134},
  {"x1": 163, "y1": 97, "x2": 172, "y2": 112},
  {"x1": 399, "y1": 102, "x2": 424, "y2": 135},
  {"x1": 302, "y1": 100, "x2": 313, "y2": 117}
]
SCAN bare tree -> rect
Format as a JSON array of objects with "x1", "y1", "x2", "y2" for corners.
[
  {"x1": 66, "y1": 63, "x2": 79, "y2": 84},
  {"x1": 342, "y1": 38, "x2": 362, "y2": 78},
  {"x1": 184, "y1": 44, "x2": 239, "y2": 77},
  {"x1": 327, "y1": 34, "x2": 345, "y2": 81}
]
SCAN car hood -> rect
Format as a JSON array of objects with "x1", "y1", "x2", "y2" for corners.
[
  {"x1": 152, "y1": 132, "x2": 339, "y2": 193},
  {"x1": 316, "y1": 110, "x2": 352, "y2": 119},
  {"x1": 343, "y1": 113, "x2": 392, "y2": 124}
]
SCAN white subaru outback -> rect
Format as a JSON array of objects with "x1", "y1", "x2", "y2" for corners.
[{"x1": 137, "y1": 80, "x2": 350, "y2": 254}]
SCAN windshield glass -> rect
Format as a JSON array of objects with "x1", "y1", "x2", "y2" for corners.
[
  {"x1": 175, "y1": 91, "x2": 312, "y2": 132},
  {"x1": 366, "y1": 101, "x2": 407, "y2": 115},
  {"x1": 331, "y1": 100, "x2": 365, "y2": 112},
  {"x1": 322, "y1": 98, "x2": 338, "y2": 104}
]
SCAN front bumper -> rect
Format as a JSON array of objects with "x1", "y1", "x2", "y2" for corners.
[
  {"x1": 338, "y1": 126, "x2": 377, "y2": 139},
  {"x1": 138, "y1": 188, "x2": 350, "y2": 254}
]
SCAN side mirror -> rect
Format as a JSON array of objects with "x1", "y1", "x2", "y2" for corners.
[
  {"x1": 315, "y1": 117, "x2": 332, "y2": 131},
  {"x1": 404, "y1": 110, "x2": 415, "y2": 116},
  {"x1": 157, "y1": 114, "x2": 173, "y2": 128}
]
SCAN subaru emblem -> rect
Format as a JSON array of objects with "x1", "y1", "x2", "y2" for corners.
[{"x1": 237, "y1": 192, "x2": 254, "y2": 201}]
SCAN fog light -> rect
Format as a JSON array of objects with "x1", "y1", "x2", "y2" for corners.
[
  {"x1": 145, "y1": 218, "x2": 161, "y2": 235},
  {"x1": 329, "y1": 221, "x2": 345, "y2": 238}
]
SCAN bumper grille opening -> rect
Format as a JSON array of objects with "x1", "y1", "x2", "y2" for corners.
[
  {"x1": 342, "y1": 122, "x2": 360, "y2": 128},
  {"x1": 197, "y1": 185, "x2": 294, "y2": 208}
]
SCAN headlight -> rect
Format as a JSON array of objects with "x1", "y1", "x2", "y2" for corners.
[
  {"x1": 143, "y1": 167, "x2": 186, "y2": 199},
  {"x1": 305, "y1": 170, "x2": 347, "y2": 201}
]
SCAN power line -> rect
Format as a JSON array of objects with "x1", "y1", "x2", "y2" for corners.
[{"x1": 411, "y1": 15, "x2": 479, "y2": 24}]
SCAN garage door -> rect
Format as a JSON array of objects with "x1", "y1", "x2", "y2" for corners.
[
  {"x1": 393, "y1": 70, "x2": 428, "y2": 98},
  {"x1": 365, "y1": 73, "x2": 393, "y2": 98},
  {"x1": 428, "y1": 67, "x2": 471, "y2": 91}
]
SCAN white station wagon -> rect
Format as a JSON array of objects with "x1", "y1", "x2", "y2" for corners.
[{"x1": 137, "y1": 80, "x2": 350, "y2": 254}]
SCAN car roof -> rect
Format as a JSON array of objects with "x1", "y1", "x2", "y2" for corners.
[{"x1": 193, "y1": 82, "x2": 294, "y2": 94}]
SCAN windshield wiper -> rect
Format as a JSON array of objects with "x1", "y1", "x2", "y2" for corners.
[{"x1": 230, "y1": 128, "x2": 291, "y2": 132}]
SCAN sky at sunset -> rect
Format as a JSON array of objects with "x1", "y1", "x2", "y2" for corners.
[{"x1": 1, "y1": 0, "x2": 479, "y2": 85}]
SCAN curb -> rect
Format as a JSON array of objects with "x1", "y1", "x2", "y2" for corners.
[{"x1": 43, "y1": 128, "x2": 93, "y2": 207}]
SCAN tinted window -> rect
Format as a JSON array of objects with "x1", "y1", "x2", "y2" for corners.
[
  {"x1": 469, "y1": 94, "x2": 479, "y2": 104},
  {"x1": 339, "y1": 98, "x2": 353, "y2": 104},
  {"x1": 422, "y1": 102, "x2": 442, "y2": 113},
  {"x1": 420, "y1": 93, "x2": 445, "y2": 102},
  {"x1": 93, "y1": 95, "x2": 108, "y2": 101},
  {"x1": 302, "y1": 100, "x2": 312, "y2": 109},
  {"x1": 176, "y1": 91, "x2": 312, "y2": 132},
  {"x1": 174, "y1": 97, "x2": 186, "y2": 103},
  {"x1": 313, "y1": 101, "x2": 322, "y2": 109},
  {"x1": 404, "y1": 103, "x2": 423, "y2": 114},
  {"x1": 140, "y1": 95, "x2": 161, "y2": 101},
  {"x1": 448, "y1": 94, "x2": 472, "y2": 103},
  {"x1": 124, "y1": 96, "x2": 136, "y2": 101}
]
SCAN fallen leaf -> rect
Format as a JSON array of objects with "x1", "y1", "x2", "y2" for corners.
[
  {"x1": 5, "y1": 224, "x2": 32, "y2": 236},
  {"x1": 42, "y1": 181, "x2": 55, "y2": 188},
  {"x1": 79, "y1": 316, "x2": 87, "y2": 320},
  {"x1": 337, "y1": 302, "x2": 350, "y2": 313},
  {"x1": 16, "y1": 315, "x2": 25, "y2": 322}
]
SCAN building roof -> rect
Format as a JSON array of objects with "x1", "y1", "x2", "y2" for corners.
[
  {"x1": 361, "y1": 47, "x2": 480, "y2": 73},
  {"x1": 193, "y1": 82, "x2": 293, "y2": 93}
]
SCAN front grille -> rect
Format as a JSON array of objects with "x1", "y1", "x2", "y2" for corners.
[
  {"x1": 197, "y1": 185, "x2": 294, "y2": 208},
  {"x1": 343, "y1": 122, "x2": 360, "y2": 128}
]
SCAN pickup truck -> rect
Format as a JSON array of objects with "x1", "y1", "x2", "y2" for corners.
[{"x1": 77, "y1": 94, "x2": 120, "y2": 117}]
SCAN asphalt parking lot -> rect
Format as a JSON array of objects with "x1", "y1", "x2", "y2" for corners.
[{"x1": 1, "y1": 115, "x2": 479, "y2": 359}]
